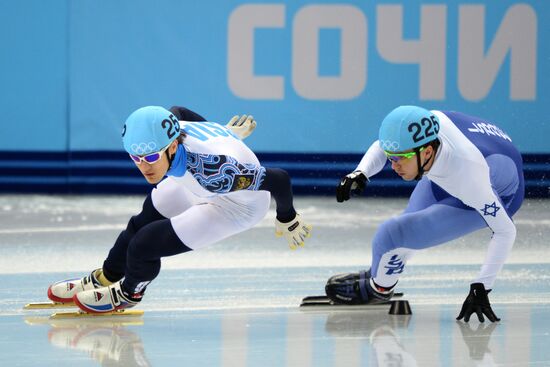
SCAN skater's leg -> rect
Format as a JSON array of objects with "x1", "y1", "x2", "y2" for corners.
[
  {"x1": 371, "y1": 173, "x2": 482, "y2": 288},
  {"x1": 171, "y1": 191, "x2": 271, "y2": 250},
  {"x1": 101, "y1": 194, "x2": 166, "y2": 281},
  {"x1": 150, "y1": 177, "x2": 200, "y2": 218},
  {"x1": 326, "y1": 158, "x2": 524, "y2": 303},
  {"x1": 402, "y1": 177, "x2": 438, "y2": 214},
  {"x1": 102, "y1": 178, "x2": 197, "y2": 281},
  {"x1": 371, "y1": 203, "x2": 486, "y2": 288},
  {"x1": 372, "y1": 154, "x2": 525, "y2": 288},
  {"x1": 122, "y1": 192, "x2": 270, "y2": 293},
  {"x1": 121, "y1": 218, "x2": 192, "y2": 294},
  {"x1": 485, "y1": 153, "x2": 524, "y2": 216}
]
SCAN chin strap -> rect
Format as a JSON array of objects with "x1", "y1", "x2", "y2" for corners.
[{"x1": 414, "y1": 145, "x2": 437, "y2": 181}]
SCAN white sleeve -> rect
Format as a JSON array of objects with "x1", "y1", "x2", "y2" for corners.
[
  {"x1": 456, "y1": 163, "x2": 517, "y2": 289},
  {"x1": 355, "y1": 141, "x2": 387, "y2": 178}
]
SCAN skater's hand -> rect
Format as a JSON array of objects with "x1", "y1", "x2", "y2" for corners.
[
  {"x1": 226, "y1": 115, "x2": 256, "y2": 140},
  {"x1": 275, "y1": 214, "x2": 312, "y2": 250},
  {"x1": 336, "y1": 171, "x2": 367, "y2": 202},
  {"x1": 456, "y1": 283, "x2": 500, "y2": 323}
]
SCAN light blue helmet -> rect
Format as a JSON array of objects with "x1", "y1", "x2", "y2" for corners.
[
  {"x1": 122, "y1": 106, "x2": 181, "y2": 155},
  {"x1": 378, "y1": 106, "x2": 440, "y2": 152}
]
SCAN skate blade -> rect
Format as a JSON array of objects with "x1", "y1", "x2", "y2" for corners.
[
  {"x1": 300, "y1": 292, "x2": 403, "y2": 307},
  {"x1": 300, "y1": 299, "x2": 392, "y2": 308},
  {"x1": 50, "y1": 309, "x2": 144, "y2": 319},
  {"x1": 23, "y1": 302, "x2": 76, "y2": 310}
]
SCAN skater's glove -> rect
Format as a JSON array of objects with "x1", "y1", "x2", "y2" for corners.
[
  {"x1": 336, "y1": 170, "x2": 367, "y2": 202},
  {"x1": 456, "y1": 283, "x2": 501, "y2": 323},
  {"x1": 226, "y1": 115, "x2": 257, "y2": 140},
  {"x1": 275, "y1": 214, "x2": 312, "y2": 250}
]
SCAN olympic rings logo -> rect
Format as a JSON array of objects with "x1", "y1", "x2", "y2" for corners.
[
  {"x1": 131, "y1": 142, "x2": 157, "y2": 155},
  {"x1": 380, "y1": 140, "x2": 400, "y2": 151}
]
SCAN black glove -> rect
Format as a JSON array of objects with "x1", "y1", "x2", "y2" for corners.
[
  {"x1": 336, "y1": 171, "x2": 367, "y2": 202},
  {"x1": 456, "y1": 283, "x2": 500, "y2": 323}
]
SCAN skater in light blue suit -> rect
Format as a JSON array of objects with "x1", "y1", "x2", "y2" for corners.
[{"x1": 326, "y1": 106, "x2": 524, "y2": 323}]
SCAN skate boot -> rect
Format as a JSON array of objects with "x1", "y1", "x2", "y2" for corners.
[
  {"x1": 325, "y1": 269, "x2": 394, "y2": 305},
  {"x1": 73, "y1": 280, "x2": 142, "y2": 314},
  {"x1": 48, "y1": 269, "x2": 108, "y2": 303}
]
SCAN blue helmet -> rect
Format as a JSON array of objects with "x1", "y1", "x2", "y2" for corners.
[
  {"x1": 378, "y1": 106, "x2": 440, "y2": 152},
  {"x1": 122, "y1": 106, "x2": 181, "y2": 155}
]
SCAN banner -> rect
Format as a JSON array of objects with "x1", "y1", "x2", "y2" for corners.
[{"x1": 1, "y1": 0, "x2": 548, "y2": 154}]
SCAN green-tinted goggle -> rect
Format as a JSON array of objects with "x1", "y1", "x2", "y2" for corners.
[{"x1": 384, "y1": 147, "x2": 425, "y2": 162}]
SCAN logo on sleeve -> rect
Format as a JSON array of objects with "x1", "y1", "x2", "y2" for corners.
[{"x1": 480, "y1": 202, "x2": 500, "y2": 217}]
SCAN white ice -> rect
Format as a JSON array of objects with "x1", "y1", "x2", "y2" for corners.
[{"x1": 0, "y1": 195, "x2": 549, "y2": 366}]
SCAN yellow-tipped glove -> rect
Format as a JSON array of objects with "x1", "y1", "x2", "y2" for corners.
[
  {"x1": 275, "y1": 214, "x2": 312, "y2": 250},
  {"x1": 226, "y1": 115, "x2": 257, "y2": 140}
]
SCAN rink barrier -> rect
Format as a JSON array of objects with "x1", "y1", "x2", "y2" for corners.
[{"x1": 0, "y1": 151, "x2": 548, "y2": 197}]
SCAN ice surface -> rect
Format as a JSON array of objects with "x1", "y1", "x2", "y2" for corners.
[{"x1": 0, "y1": 195, "x2": 549, "y2": 366}]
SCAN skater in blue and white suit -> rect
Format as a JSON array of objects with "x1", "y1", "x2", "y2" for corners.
[
  {"x1": 326, "y1": 106, "x2": 524, "y2": 322},
  {"x1": 48, "y1": 106, "x2": 311, "y2": 313}
]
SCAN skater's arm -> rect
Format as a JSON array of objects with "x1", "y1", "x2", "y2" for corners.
[
  {"x1": 260, "y1": 168, "x2": 312, "y2": 250},
  {"x1": 169, "y1": 106, "x2": 207, "y2": 122},
  {"x1": 355, "y1": 141, "x2": 388, "y2": 178},
  {"x1": 462, "y1": 171, "x2": 516, "y2": 289},
  {"x1": 259, "y1": 168, "x2": 296, "y2": 222},
  {"x1": 185, "y1": 153, "x2": 310, "y2": 249},
  {"x1": 185, "y1": 153, "x2": 296, "y2": 221},
  {"x1": 260, "y1": 168, "x2": 311, "y2": 250},
  {"x1": 336, "y1": 141, "x2": 386, "y2": 202},
  {"x1": 442, "y1": 160, "x2": 516, "y2": 289}
]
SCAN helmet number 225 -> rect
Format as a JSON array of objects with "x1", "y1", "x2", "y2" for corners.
[
  {"x1": 408, "y1": 115, "x2": 440, "y2": 144},
  {"x1": 161, "y1": 114, "x2": 181, "y2": 139}
]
